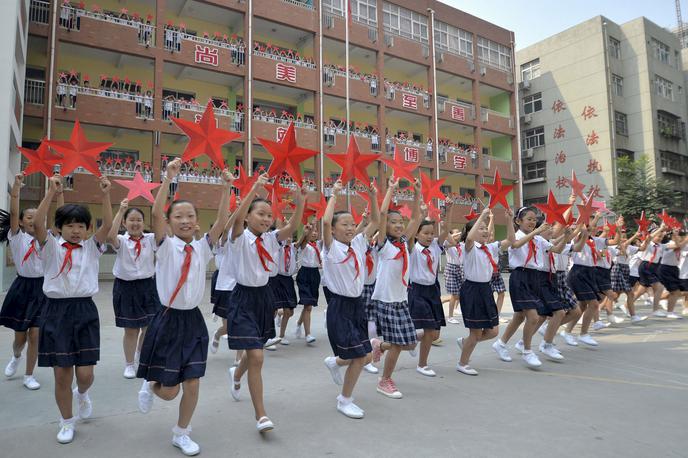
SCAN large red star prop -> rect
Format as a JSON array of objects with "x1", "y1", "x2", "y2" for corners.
[
  {"x1": 427, "y1": 203, "x2": 442, "y2": 221},
  {"x1": 47, "y1": 120, "x2": 112, "y2": 176},
  {"x1": 257, "y1": 122, "x2": 318, "y2": 184},
  {"x1": 399, "y1": 204, "x2": 412, "y2": 220},
  {"x1": 19, "y1": 138, "x2": 62, "y2": 177},
  {"x1": 592, "y1": 200, "x2": 610, "y2": 214},
  {"x1": 325, "y1": 135, "x2": 378, "y2": 184},
  {"x1": 480, "y1": 170, "x2": 514, "y2": 209},
  {"x1": 570, "y1": 171, "x2": 586, "y2": 200},
  {"x1": 381, "y1": 144, "x2": 418, "y2": 183},
  {"x1": 419, "y1": 171, "x2": 446, "y2": 205},
  {"x1": 605, "y1": 220, "x2": 617, "y2": 238},
  {"x1": 265, "y1": 181, "x2": 291, "y2": 204},
  {"x1": 302, "y1": 193, "x2": 327, "y2": 224},
  {"x1": 534, "y1": 190, "x2": 572, "y2": 226},
  {"x1": 658, "y1": 210, "x2": 680, "y2": 230},
  {"x1": 635, "y1": 210, "x2": 651, "y2": 233},
  {"x1": 464, "y1": 208, "x2": 480, "y2": 222},
  {"x1": 233, "y1": 166, "x2": 257, "y2": 197},
  {"x1": 273, "y1": 200, "x2": 295, "y2": 222},
  {"x1": 171, "y1": 101, "x2": 240, "y2": 169},
  {"x1": 575, "y1": 193, "x2": 596, "y2": 225},
  {"x1": 113, "y1": 171, "x2": 161, "y2": 203},
  {"x1": 357, "y1": 188, "x2": 402, "y2": 213},
  {"x1": 350, "y1": 206, "x2": 364, "y2": 225}
]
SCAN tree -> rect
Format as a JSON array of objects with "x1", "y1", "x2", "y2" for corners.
[{"x1": 610, "y1": 156, "x2": 680, "y2": 229}]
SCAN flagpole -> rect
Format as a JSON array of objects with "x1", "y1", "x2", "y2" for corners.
[{"x1": 345, "y1": 0, "x2": 351, "y2": 211}]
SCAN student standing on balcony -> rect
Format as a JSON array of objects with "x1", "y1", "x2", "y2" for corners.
[
  {"x1": 56, "y1": 77, "x2": 67, "y2": 109},
  {"x1": 68, "y1": 79, "x2": 78, "y2": 109}
]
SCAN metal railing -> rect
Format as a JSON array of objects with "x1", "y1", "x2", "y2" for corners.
[
  {"x1": 252, "y1": 50, "x2": 316, "y2": 69},
  {"x1": 55, "y1": 85, "x2": 155, "y2": 120},
  {"x1": 281, "y1": 0, "x2": 314, "y2": 9},
  {"x1": 481, "y1": 107, "x2": 513, "y2": 127},
  {"x1": 29, "y1": 0, "x2": 50, "y2": 24},
  {"x1": 60, "y1": 6, "x2": 156, "y2": 46},
  {"x1": 253, "y1": 114, "x2": 316, "y2": 130},
  {"x1": 24, "y1": 79, "x2": 45, "y2": 105},
  {"x1": 437, "y1": 97, "x2": 475, "y2": 119}
]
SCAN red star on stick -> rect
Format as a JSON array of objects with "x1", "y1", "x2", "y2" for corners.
[
  {"x1": 273, "y1": 200, "x2": 295, "y2": 222},
  {"x1": 534, "y1": 190, "x2": 572, "y2": 226},
  {"x1": 229, "y1": 192, "x2": 237, "y2": 212},
  {"x1": 265, "y1": 181, "x2": 291, "y2": 204},
  {"x1": 47, "y1": 120, "x2": 112, "y2": 176},
  {"x1": 357, "y1": 188, "x2": 402, "y2": 213},
  {"x1": 635, "y1": 210, "x2": 651, "y2": 233},
  {"x1": 480, "y1": 170, "x2": 514, "y2": 209},
  {"x1": 302, "y1": 193, "x2": 327, "y2": 224},
  {"x1": 575, "y1": 193, "x2": 596, "y2": 225},
  {"x1": 399, "y1": 204, "x2": 412, "y2": 219},
  {"x1": 427, "y1": 203, "x2": 442, "y2": 221},
  {"x1": 464, "y1": 208, "x2": 480, "y2": 221},
  {"x1": 381, "y1": 144, "x2": 419, "y2": 183},
  {"x1": 233, "y1": 165, "x2": 257, "y2": 197},
  {"x1": 350, "y1": 206, "x2": 364, "y2": 225},
  {"x1": 171, "y1": 101, "x2": 240, "y2": 169},
  {"x1": 419, "y1": 171, "x2": 446, "y2": 205},
  {"x1": 19, "y1": 138, "x2": 62, "y2": 177},
  {"x1": 325, "y1": 135, "x2": 378, "y2": 184},
  {"x1": 592, "y1": 200, "x2": 610, "y2": 214},
  {"x1": 257, "y1": 122, "x2": 318, "y2": 184},
  {"x1": 113, "y1": 171, "x2": 161, "y2": 203},
  {"x1": 605, "y1": 221, "x2": 617, "y2": 238},
  {"x1": 658, "y1": 210, "x2": 677, "y2": 229},
  {"x1": 570, "y1": 171, "x2": 586, "y2": 200}
]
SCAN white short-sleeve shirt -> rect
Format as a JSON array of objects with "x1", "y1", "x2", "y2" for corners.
[
  {"x1": 533, "y1": 235, "x2": 554, "y2": 272},
  {"x1": 364, "y1": 244, "x2": 377, "y2": 286},
  {"x1": 614, "y1": 245, "x2": 637, "y2": 265},
  {"x1": 409, "y1": 239, "x2": 442, "y2": 286},
  {"x1": 112, "y1": 232, "x2": 156, "y2": 281},
  {"x1": 299, "y1": 241, "x2": 322, "y2": 268},
  {"x1": 41, "y1": 233, "x2": 106, "y2": 298},
  {"x1": 464, "y1": 241, "x2": 501, "y2": 283},
  {"x1": 444, "y1": 241, "x2": 464, "y2": 266},
  {"x1": 371, "y1": 237, "x2": 411, "y2": 303},
  {"x1": 8, "y1": 230, "x2": 43, "y2": 278},
  {"x1": 322, "y1": 233, "x2": 367, "y2": 298},
  {"x1": 629, "y1": 250, "x2": 643, "y2": 277},
  {"x1": 641, "y1": 241, "x2": 661, "y2": 264},
  {"x1": 228, "y1": 228, "x2": 280, "y2": 287},
  {"x1": 155, "y1": 235, "x2": 213, "y2": 309},
  {"x1": 553, "y1": 243, "x2": 572, "y2": 272},
  {"x1": 277, "y1": 241, "x2": 298, "y2": 276},
  {"x1": 679, "y1": 246, "x2": 688, "y2": 279},
  {"x1": 660, "y1": 244, "x2": 681, "y2": 267},
  {"x1": 509, "y1": 230, "x2": 541, "y2": 270},
  {"x1": 572, "y1": 236, "x2": 606, "y2": 267},
  {"x1": 597, "y1": 246, "x2": 617, "y2": 270}
]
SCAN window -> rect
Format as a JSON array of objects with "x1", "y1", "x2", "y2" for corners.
[
  {"x1": 477, "y1": 36, "x2": 511, "y2": 71},
  {"x1": 434, "y1": 20, "x2": 473, "y2": 58},
  {"x1": 608, "y1": 36, "x2": 621, "y2": 59},
  {"x1": 352, "y1": 0, "x2": 377, "y2": 26},
  {"x1": 520, "y1": 58, "x2": 540, "y2": 81},
  {"x1": 523, "y1": 161, "x2": 546, "y2": 180},
  {"x1": 523, "y1": 92, "x2": 542, "y2": 114},
  {"x1": 522, "y1": 126, "x2": 545, "y2": 149},
  {"x1": 163, "y1": 89, "x2": 195, "y2": 101},
  {"x1": 616, "y1": 149, "x2": 634, "y2": 161},
  {"x1": 615, "y1": 111, "x2": 628, "y2": 136},
  {"x1": 660, "y1": 150, "x2": 686, "y2": 171},
  {"x1": 322, "y1": 0, "x2": 344, "y2": 16},
  {"x1": 651, "y1": 38, "x2": 670, "y2": 64},
  {"x1": 657, "y1": 110, "x2": 685, "y2": 139},
  {"x1": 459, "y1": 187, "x2": 475, "y2": 197},
  {"x1": 383, "y1": 2, "x2": 428, "y2": 43},
  {"x1": 611, "y1": 74, "x2": 623, "y2": 96},
  {"x1": 654, "y1": 75, "x2": 674, "y2": 101}
]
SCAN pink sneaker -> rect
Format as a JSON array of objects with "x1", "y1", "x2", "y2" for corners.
[
  {"x1": 376, "y1": 377, "x2": 402, "y2": 399},
  {"x1": 371, "y1": 338, "x2": 383, "y2": 363}
]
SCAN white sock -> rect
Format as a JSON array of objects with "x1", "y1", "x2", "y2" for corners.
[
  {"x1": 75, "y1": 389, "x2": 88, "y2": 399},
  {"x1": 172, "y1": 425, "x2": 190, "y2": 436},
  {"x1": 497, "y1": 339, "x2": 506, "y2": 347},
  {"x1": 337, "y1": 394, "x2": 352, "y2": 405},
  {"x1": 61, "y1": 416, "x2": 76, "y2": 425}
]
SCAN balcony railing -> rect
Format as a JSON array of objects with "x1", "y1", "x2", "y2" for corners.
[
  {"x1": 24, "y1": 79, "x2": 46, "y2": 105},
  {"x1": 282, "y1": 0, "x2": 314, "y2": 9},
  {"x1": 481, "y1": 107, "x2": 514, "y2": 128},
  {"x1": 437, "y1": 96, "x2": 475, "y2": 120},
  {"x1": 55, "y1": 85, "x2": 155, "y2": 120},
  {"x1": 323, "y1": 67, "x2": 379, "y2": 96},
  {"x1": 168, "y1": 102, "x2": 245, "y2": 131},
  {"x1": 29, "y1": 0, "x2": 50, "y2": 24},
  {"x1": 252, "y1": 49, "x2": 316, "y2": 69},
  {"x1": 252, "y1": 114, "x2": 316, "y2": 130},
  {"x1": 60, "y1": 6, "x2": 156, "y2": 46},
  {"x1": 163, "y1": 30, "x2": 246, "y2": 65}
]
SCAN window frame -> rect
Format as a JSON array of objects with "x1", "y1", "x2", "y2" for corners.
[
  {"x1": 611, "y1": 73, "x2": 623, "y2": 96},
  {"x1": 433, "y1": 19, "x2": 473, "y2": 58},
  {"x1": 477, "y1": 36, "x2": 512, "y2": 72},
  {"x1": 383, "y1": 2, "x2": 428, "y2": 44},
  {"x1": 520, "y1": 58, "x2": 540, "y2": 81},
  {"x1": 608, "y1": 36, "x2": 621, "y2": 59},
  {"x1": 614, "y1": 111, "x2": 628, "y2": 136},
  {"x1": 651, "y1": 38, "x2": 670, "y2": 65},
  {"x1": 654, "y1": 75, "x2": 674, "y2": 101},
  {"x1": 523, "y1": 161, "x2": 546, "y2": 180},
  {"x1": 522, "y1": 126, "x2": 545, "y2": 149},
  {"x1": 522, "y1": 92, "x2": 542, "y2": 114}
]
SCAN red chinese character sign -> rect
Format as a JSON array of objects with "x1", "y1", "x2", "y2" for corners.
[
  {"x1": 450, "y1": 105, "x2": 465, "y2": 121},
  {"x1": 276, "y1": 127, "x2": 287, "y2": 142},
  {"x1": 551, "y1": 99, "x2": 567, "y2": 113},
  {"x1": 453, "y1": 155, "x2": 467, "y2": 170},
  {"x1": 276, "y1": 63, "x2": 297, "y2": 83},
  {"x1": 553, "y1": 125, "x2": 566, "y2": 139},
  {"x1": 581, "y1": 105, "x2": 597, "y2": 120},
  {"x1": 402, "y1": 93, "x2": 418, "y2": 110},
  {"x1": 554, "y1": 151, "x2": 566, "y2": 164},
  {"x1": 194, "y1": 45, "x2": 219, "y2": 67},
  {"x1": 403, "y1": 147, "x2": 419, "y2": 163},
  {"x1": 585, "y1": 130, "x2": 600, "y2": 146}
]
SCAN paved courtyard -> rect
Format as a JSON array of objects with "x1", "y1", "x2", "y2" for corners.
[{"x1": 1, "y1": 279, "x2": 687, "y2": 458}]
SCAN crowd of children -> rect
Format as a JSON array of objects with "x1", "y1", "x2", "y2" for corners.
[{"x1": 1, "y1": 163, "x2": 687, "y2": 455}]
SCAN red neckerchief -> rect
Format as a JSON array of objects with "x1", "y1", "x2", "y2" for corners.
[
  {"x1": 129, "y1": 235, "x2": 143, "y2": 261},
  {"x1": 480, "y1": 244, "x2": 498, "y2": 273},
  {"x1": 648, "y1": 244, "x2": 658, "y2": 264},
  {"x1": 421, "y1": 246, "x2": 434, "y2": 275},
  {"x1": 54, "y1": 241, "x2": 82, "y2": 279},
  {"x1": 524, "y1": 239, "x2": 538, "y2": 266},
  {"x1": 168, "y1": 244, "x2": 193, "y2": 307},
  {"x1": 256, "y1": 236, "x2": 275, "y2": 272},
  {"x1": 586, "y1": 239, "x2": 598, "y2": 265},
  {"x1": 308, "y1": 241, "x2": 321, "y2": 266},
  {"x1": 392, "y1": 240, "x2": 409, "y2": 286},
  {"x1": 339, "y1": 246, "x2": 360, "y2": 279},
  {"x1": 365, "y1": 247, "x2": 374, "y2": 276},
  {"x1": 283, "y1": 244, "x2": 292, "y2": 271},
  {"x1": 22, "y1": 239, "x2": 37, "y2": 265}
]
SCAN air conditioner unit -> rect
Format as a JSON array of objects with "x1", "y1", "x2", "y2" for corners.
[
  {"x1": 437, "y1": 52, "x2": 444, "y2": 63},
  {"x1": 480, "y1": 65, "x2": 487, "y2": 76},
  {"x1": 522, "y1": 148, "x2": 534, "y2": 159},
  {"x1": 523, "y1": 114, "x2": 532, "y2": 124}
]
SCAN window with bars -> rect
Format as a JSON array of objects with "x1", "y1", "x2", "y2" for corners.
[
  {"x1": 433, "y1": 20, "x2": 472, "y2": 58},
  {"x1": 382, "y1": 2, "x2": 428, "y2": 43},
  {"x1": 323, "y1": 0, "x2": 344, "y2": 16},
  {"x1": 608, "y1": 36, "x2": 621, "y2": 59},
  {"x1": 352, "y1": 0, "x2": 377, "y2": 26},
  {"x1": 615, "y1": 111, "x2": 628, "y2": 136},
  {"x1": 651, "y1": 38, "x2": 670, "y2": 64},
  {"x1": 522, "y1": 126, "x2": 545, "y2": 149},
  {"x1": 612, "y1": 74, "x2": 623, "y2": 96},
  {"x1": 523, "y1": 92, "x2": 542, "y2": 114},
  {"x1": 523, "y1": 161, "x2": 546, "y2": 180},
  {"x1": 654, "y1": 75, "x2": 674, "y2": 101},
  {"x1": 520, "y1": 58, "x2": 540, "y2": 81}
]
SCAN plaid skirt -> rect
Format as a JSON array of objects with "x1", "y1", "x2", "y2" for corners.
[
  {"x1": 555, "y1": 271, "x2": 578, "y2": 310},
  {"x1": 375, "y1": 300, "x2": 417, "y2": 346},
  {"x1": 444, "y1": 263, "x2": 465, "y2": 296},
  {"x1": 611, "y1": 263, "x2": 631, "y2": 292},
  {"x1": 362, "y1": 282, "x2": 376, "y2": 322},
  {"x1": 490, "y1": 271, "x2": 506, "y2": 293}
]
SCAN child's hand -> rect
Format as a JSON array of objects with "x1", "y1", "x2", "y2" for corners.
[
  {"x1": 120, "y1": 198, "x2": 129, "y2": 210},
  {"x1": 387, "y1": 176, "x2": 398, "y2": 189},
  {"x1": 413, "y1": 178, "x2": 421, "y2": 194},
  {"x1": 504, "y1": 206, "x2": 514, "y2": 219},
  {"x1": 255, "y1": 173, "x2": 270, "y2": 188},
  {"x1": 13, "y1": 174, "x2": 24, "y2": 187},
  {"x1": 481, "y1": 207, "x2": 491, "y2": 217},
  {"x1": 99, "y1": 176, "x2": 111, "y2": 194},
  {"x1": 49, "y1": 175, "x2": 62, "y2": 193},
  {"x1": 166, "y1": 158, "x2": 182, "y2": 179},
  {"x1": 538, "y1": 223, "x2": 552, "y2": 234},
  {"x1": 221, "y1": 168, "x2": 235, "y2": 187},
  {"x1": 616, "y1": 215, "x2": 624, "y2": 227}
]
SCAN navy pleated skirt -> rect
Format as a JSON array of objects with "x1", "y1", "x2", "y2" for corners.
[
  {"x1": 459, "y1": 280, "x2": 499, "y2": 329},
  {"x1": 136, "y1": 307, "x2": 208, "y2": 386},
  {"x1": 508, "y1": 268, "x2": 543, "y2": 312},
  {"x1": 273, "y1": 274, "x2": 298, "y2": 309},
  {"x1": 113, "y1": 277, "x2": 162, "y2": 328},
  {"x1": 210, "y1": 269, "x2": 219, "y2": 305},
  {"x1": 296, "y1": 266, "x2": 320, "y2": 306},
  {"x1": 567, "y1": 264, "x2": 600, "y2": 301},
  {"x1": 595, "y1": 267, "x2": 612, "y2": 292},
  {"x1": 325, "y1": 291, "x2": 372, "y2": 360},
  {"x1": 38, "y1": 297, "x2": 99, "y2": 367},
  {"x1": 535, "y1": 271, "x2": 566, "y2": 316},
  {"x1": 212, "y1": 289, "x2": 232, "y2": 319},
  {"x1": 0, "y1": 275, "x2": 47, "y2": 331},
  {"x1": 408, "y1": 282, "x2": 446, "y2": 330},
  {"x1": 638, "y1": 261, "x2": 660, "y2": 287},
  {"x1": 226, "y1": 284, "x2": 276, "y2": 350},
  {"x1": 659, "y1": 265, "x2": 683, "y2": 292}
]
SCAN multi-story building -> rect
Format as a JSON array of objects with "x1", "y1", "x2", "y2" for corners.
[
  {"x1": 1, "y1": 0, "x2": 30, "y2": 288},
  {"x1": 19, "y1": 0, "x2": 518, "y2": 276},
  {"x1": 516, "y1": 16, "x2": 688, "y2": 213}
]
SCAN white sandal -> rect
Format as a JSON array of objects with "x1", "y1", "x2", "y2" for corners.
[{"x1": 256, "y1": 416, "x2": 274, "y2": 433}]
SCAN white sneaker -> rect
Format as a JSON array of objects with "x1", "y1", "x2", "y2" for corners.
[
  {"x1": 337, "y1": 399, "x2": 364, "y2": 419},
  {"x1": 23, "y1": 375, "x2": 40, "y2": 390},
  {"x1": 279, "y1": 338, "x2": 290, "y2": 345},
  {"x1": 416, "y1": 366, "x2": 436, "y2": 377},
  {"x1": 294, "y1": 324, "x2": 303, "y2": 339},
  {"x1": 659, "y1": 300, "x2": 668, "y2": 311},
  {"x1": 74, "y1": 389, "x2": 92, "y2": 419},
  {"x1": 229, "y1": 367, "x2": 241, "y2": 401},
  {"x1": 408, "y1": 347, "x2": 418, "y2": 357},
  {"x1": 324, "y1": 356, "x2": 343, "y2": 385},
  {"x1": 592, "y1": 321, "x2": 610, "y2": 331},
  {"x1": 264, "y1": 337, "x2": 282, "y2": 347},
  {"x1": 608, "y1": 314, "x2": 624, "y2": 324},
  {"x1": 560, "y1": 330, "x2": 578, "y2": 346},
  {"x1": 619, "y1": 304, "x2": 630, "y2": 317},
  {"x1": 539, "y1": 342, "x2": 564, "y2": 361},
  {"x1": 666, "y1": 312, "x2": 682, "y2": 319},
  {"x1": 652, "y1": 310, "x2": 668, "y2": 318},
  {"x1": 537, "y1": 323, "x2": 547, "y2": 337},
  {"x1": 257, "y1": 416, "x2": 274, "y2": 433},
  {"x1": 306, "y1": 334, "x2": 316, "y2": 344},
  {"x1": 456, "y1": 364, "x2": 478, "y2": 375},
  {"x1": 522, "y1": 351, "x2": 542, "y2": 368},
  {"x1": 123, "y1": 364, "x2": 136, "y2": 379},
  {"x1": 514, "y1": 340, "x2": 525, "y2": 354},
  {"x1": 56, "y1": 418, "x2": 75, "y2": 444},
  {"x1": 363, "y1": 363, "x2": 379, "y2": 374},
  {"x1": 138, "y1": 381, "x2": 154, "y2": 414},
  {"x1": 631, "y1": 315, "x2": 648, "y2": 324},
  {"x1": 682, "y1": 307, "x2": 688, "y2": 317},
  {"x1": 491, "y1": 340, "x2": 512, "y2": 362},
  {"x1": 172, "y1": 433, "x2": 200, "y2": 456},
  {"x1": 4, "y1": 356, "x2": 20, "y2": 377},
  {"x1": 264, "y1": 345, "x2": 277, "y2": 351},
  {"x1": 447, "y1": 317, "x2": 460, "y2": 324},
  {"x1": 578, "y1": 334, "x2": 598, "y2": 346}
]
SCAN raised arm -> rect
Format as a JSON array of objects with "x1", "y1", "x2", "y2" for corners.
[
  {"x1": 403, "y1": 178, "x2": 423, "y2": 246},
  {"x1": 511, "y1": 221, "x2": 549, "y2": 249},
  {"x1": 552, "y1": 193, "x2": 576, "y2": 238},
  {"x1": 107, "y1": 198, "x2": 129, "y2": 248},
  {"x1": 277, "y1": 185, "x2": 307, "y2": 242},
  {"x1": 322, "y1": 180, "x2": 342, "y2": 249},
  {"x1": 437, "y1": 202, "x2": 455, "y2": 246},
  {"x1": 363, "y1": 184, "x2": 380, "y2": 240},
  {"x1": 500, "y1": 207, "x2": 516, "y2": 250},
  {"x1": 355, "y1": 210, "x2": 368, "y2": 235},
  {"x1": 230, "y1": 173, "x2": 268, "y2": 241},
  {"x1": 466, "y1": 207, "x2": 490, "y2": 251},
  {"x1": 93, "y1": 176, "x2": 113, "y2": 245},
  {"x1": 152, "y1": 157, "x2": 180, "y2": 244},
  {"x1": 34, "y1": 175, "x2": 60, "y2": 245},
  {"x1": 571, "y1": 225, "x2": 588, "y2": 252},
  {"x1": 208, "y1": 168, "x2": 235, "y2": 246},
  {"x1": 298, "y1": 223, "x2": 313, "y2": 249},
  {"x1": 376, "y1": 177, "x2": 399, "y2": 246},
  {"x1": 606, "y1": 215, "x2": 624, "y2": 246},
  {"x1": 487, "y1": 211, "x2": 495, "y2": 243},
  {"x1": 9, "y1": 174, "x2": 23, "y2": 235}
]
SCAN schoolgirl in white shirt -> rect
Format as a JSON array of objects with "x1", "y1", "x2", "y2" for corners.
[
  {"x1": 658, "y1": 229, "x2": 688, "y2": 319},
  {"x1": 294, "y1": 224, "x2": 322, "y2": 343},
  {"x1": 634, "y1": 224, "x2": 668, "y2": 316},
  {"x1": 607, "y1": 230, "x2": 647, "y2": 323},
  {"x1": 33, "y1": 175, "x2": 113, "y2": 444},
  {"x1": 136, "y1": 158, "x2": 234, "y2": 455},
  {"x1": 444, "y1": 229, "x2": 464, "y2": 324},
  {"x1": 274, "y1": 230, "x2": 300, "y2": 344},
  {"x1": 106, "y1": 200, "x2": 161, "y2": 379}
]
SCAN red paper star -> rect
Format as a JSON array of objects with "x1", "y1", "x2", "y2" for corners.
[
  {"x1": 350, "y1": 206, "x2": 364, "y2": 225},
  {"x1": 464, "y1": 208, "x2": 479, "y2": 221},
  {"x1": 575, "y1": 193, "x2": 596, "y2": 225},
  {"x1": 325, "y1": 136, "x2": 378, "y2": 184},
  {"x1": 19, "y1": 138, "x2": 62, "y2": 177},
  {"x1": 381, "y1": 144, "x2": 419, "y2": 183},
  {"x1": 265, "y1": 181, "x2": 291, "y2": 204},
  {"x1": 113, "y1": 171, "x2": 161, "y2": 203},
  {"x1": 605, "y1": 221, "x2": 617, "y2": 238},
  {"x1": 302, "y1": 193, "x2": 327, "y2": 224},
  {"x1": 658, "y1": 210, "x2": 678, "y2": 229},
  {"x1": 480, "y1": 170, "x2": 514, "y2": 209},
  {"x1": 47, "y1": 119, "x2": 112, "y2": 176},
  {"x1": 273, "y1": 199, "x2": 295, "y2": 222},
  {"x1": 635, "y1": 211, "x2": 651, "y2": 233},
  {"x1": 570, "y1": 171, "x2": 586, "y2": 200},
  {"x1": 427, "y1": 203, "x2": 442, "y2": 221},
  {"x1": 257, "y1": 122, "x2": 318, "y2": 184},
  {"x1": 229, "y1": 191, "x2": 237, "y2": 212},
  {"x1": 399, "y1": 204, "x2": 413, "y2": 219},
  {"x1": 171, "y1": 101, "x2": 240, "y2": 169},
  {"x1": 534, "y1": 190, "x2": 572, "y2": 226},
  {"x1": 419, "y1": 171, "x2": 446, "y2": 205},
  {"x1": 233, "y1": 165, "x2": 257, "y2": 197}
]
